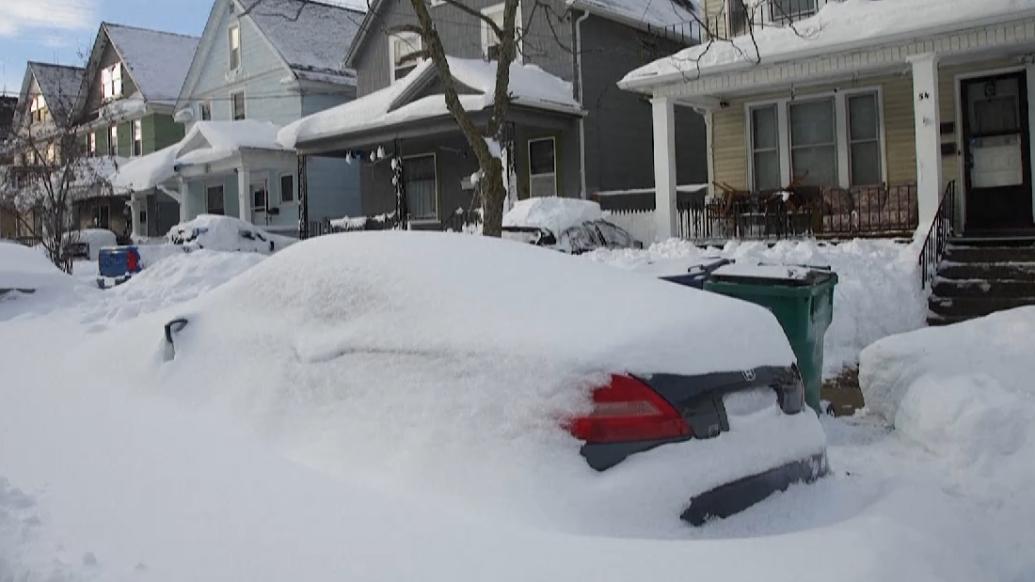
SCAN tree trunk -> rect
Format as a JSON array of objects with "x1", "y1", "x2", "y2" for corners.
[{"x1": 481, "y1": 157, "x2": 505, "y2": 237}]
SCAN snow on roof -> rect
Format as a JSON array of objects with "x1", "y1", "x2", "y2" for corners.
[
  {"x1": 104, "y1": 23, "x2": 200, "y2": 105},
  {"x1": 243, "y1": 0, "x2": 364, "y2": 85},
  {"x1": 568, "y1": 0, "x2": 699, "y2": 36},
  {"x1": 27, "y1": 62, "x2": 85, "y2": 124},
  {"x1": 622, "y1": 0, "x2": 1035, "y2": 89},
  {"x1": 280, "y1": 57, "x2": 581, "y2": 148},
  {"x1": 113, "y1": 121, "x2": 288, "y2": 192}
]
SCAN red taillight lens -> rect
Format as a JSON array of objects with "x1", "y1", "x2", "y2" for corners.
[
  {"x1": 127, "y1": 249, "x2": 140, "y2": 272},
  {"x1": 569, "y1": 375, "x2": 690, "y2": 444}
]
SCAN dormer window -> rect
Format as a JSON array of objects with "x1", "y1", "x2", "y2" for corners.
[
  {"x1": 101, "y1": 64, "x2": 123, "y2": 101},
  {"x1": 389, "y1": 32, "x2": 423, "y2": 82},
  {"x1": 29, "y1": 94, "x2": 47, "y2": 124},
  {"x1": 229, "y1": 24, "x2": 241, "y2": 70}
]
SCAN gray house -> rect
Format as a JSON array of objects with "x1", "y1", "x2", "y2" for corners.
[
  {"x1": 280, "y1": 0, "x2": 707, "y2": 228},
  {"x1": 116, "y1": 0, "x2": 365, "y2": 237}
]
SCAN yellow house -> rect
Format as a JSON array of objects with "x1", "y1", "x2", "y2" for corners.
[{"x1": 620, "y1": 0, "x2": 1035, "y2": 240}]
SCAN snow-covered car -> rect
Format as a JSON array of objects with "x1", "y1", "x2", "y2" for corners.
[
  {"x1": 0, "y1": 241, "x2": 71, "y2": 296},
  {"x1": 61, "y1": 228, "x2": 118, "y2": 261},
  {"x1": 502, "y1": 198, "x2": 642, "y2": 253},
  {"x1": 157, "y1": 232, "x2": 826, "y2": 529},
  {"x1": 168, "y1": 214, "x2": 295, "y2": 254}
]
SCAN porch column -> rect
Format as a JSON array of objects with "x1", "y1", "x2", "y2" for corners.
[
  {"x1": 237, "y1": 166, "x2": 251, "y2": 223},
  {"x1": 910, "y1": 53, "x2": 944, "y2": 231},
  {"x1": 652, "y1": 95, "x2": 678, "y2": 240},
  {"x1": 178, "y1": 180, "x2": 191, "y2": 222},
  {"x1": 130, "y1": 195, "x2": 143, "y2": 238}
]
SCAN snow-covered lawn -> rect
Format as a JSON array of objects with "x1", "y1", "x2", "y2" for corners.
[
  {"x1": 0, "y1": 235, "x2": 1031, "y2": 582},
  {"x1": 588, "y1": 238, "x2": 927, "y2": 378}
]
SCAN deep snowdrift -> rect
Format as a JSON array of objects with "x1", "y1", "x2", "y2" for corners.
[
  {"x1": 0, "y1": 242, "x2": 73, "y2": 291},
  {"x1": 588, "y1": 238, "x2": 926, "y2": 377}
]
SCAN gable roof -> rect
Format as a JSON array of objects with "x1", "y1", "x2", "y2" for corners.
[
  {"x1": 345, "y1": 0, "x2": 698, "y2": 67},
  {"x1": 17, "y1": 62, "x2": 85, "y2": 127},
  {"x1": 241, "y1": 0, "x2": 365, "y2": 84},
  {"x1": 279, "y1": 56, "x2": 582, "y2": 149}
]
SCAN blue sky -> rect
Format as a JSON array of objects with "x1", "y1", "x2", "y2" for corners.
[{"x1": 1, "y1": 0, "x2": 213, "y2": 96}]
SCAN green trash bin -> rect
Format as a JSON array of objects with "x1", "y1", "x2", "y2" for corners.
[{"x1": 704, "y1": 265, "x2": 838, "y2": 413}]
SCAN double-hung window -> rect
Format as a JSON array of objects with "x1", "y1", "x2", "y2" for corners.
[
  {"x1": 200, "y1": 101, "x2": 212, "y2": 121},
  {"x1": 389, "y1": 32, "x2": 423, "y2": 82},
  {"x1": 88, "y1": 132, "x2": 97, "y2": 157},
  {"x1": 231, "y1": 92, "x2": 245, "y2": 120},
  {"x1": 747, "y1": 89, "x2": 884, "y2": 191},
  {"x1": 280, "y1": 174, "x2": 295, "y2": 203},
  {"x1": 402, "y1": 155, "x2": 437, "y2": 220},
  {"x1": 481, "y1": 3, "x2": 522, "y2": 62},
  {"x1": 229, "y1": 25, "x2": 241, "y2": 71},
  {"x1": 132, "y1": 120, "x2": 143, "y2": 157},
  {"x1": 108, "y1": 125, "x2": 118, "y2": 157},
  {"x1": 789, "y1": 97, "x2": 837, "y2": 187},
  {"x1": 528, "y1": 137, "x2": 557, "y2": 197},
  {"x1": 101, "y1": 64, "x2": 122, "y2": 101}
]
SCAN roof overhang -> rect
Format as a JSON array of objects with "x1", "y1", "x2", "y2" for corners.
[{"x1": 623, "y1": 8, "x2": 1035, "y2": 102}]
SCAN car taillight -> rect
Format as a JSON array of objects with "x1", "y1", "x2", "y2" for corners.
[
  {"x1": 569, "y1": 375, "x2": 690, "y2": 444},
  {"x1": 127, "y1": 249, "x2": 140, "y2": 272}
]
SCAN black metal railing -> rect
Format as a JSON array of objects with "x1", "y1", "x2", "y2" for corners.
[{"x1": 919, "y1": 180, "x2": 958, "y2": 289}]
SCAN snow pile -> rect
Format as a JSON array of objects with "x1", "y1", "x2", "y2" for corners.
[
  {"x1": 280, "y1": 58, "x2": 581, "y2": 147},
  {"x1": 503, "y1": 197, "x2": 603, "y2": 234},
  {"x1": 622, "y1": 0, "x2": 1034, "y2": 87},
  {"x1": 588, "y1": 238, "x2": 926, "y2": 377},
  {"x1": 168, "y1": 214, "x2": 295, "y2": 254},
  {"x1": 64, "y1": 228, "x2": 117, "y2": 260},
  {"x1": 0, "y1": 241, "x2": 71, "y2": 290}
]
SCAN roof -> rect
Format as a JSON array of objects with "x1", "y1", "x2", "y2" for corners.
[
  {"x1": 345, "y1": 0, "x2": 697, "y2": 67},
  {"x1": 279, "y1": 57, "x2": 583, "y2": 149},
  {"x1": 25, "y1": 62, "x2": 85, "y2": 125},
  {"x1": 112, "y1": 120, "x2": 289, "y2": 192},
  {"x1": 621, "y1": 0, "x2": 1035, "y2": 91},
  {"x1": 102, "y1": 23, "x2": 200, "y2": 105},
  {"x1": 241, "y1": 0, "x2": 365, "y2": 84}
]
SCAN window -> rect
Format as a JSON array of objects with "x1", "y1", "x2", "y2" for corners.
[
  {"x1": 206, "y1": 185, "x2": 225, "y2": 215},
  {"x1": 768, "y1": 0, "x2": 818, "y2": 24},
  {"x1": 727, "y1": 0, "x2": 749, "y2": 36},
  {"x1": 402, "y1": 154, "x2": 437, "y2": 220},
  {"x1": 750, "y1": 104, "x2": 781, "y2": 191},
  {"x1": 280, "y1": 174, "x2": 295, "y2": 203},
  {"x1": 847, "y1": 92, "x2": 882, "y2": 186},
  {"x1": 229, "y1": 25, "x2": 241, "y2": 70},
  {"x1": 29, "y1": 94, "x2": 47, "y2": 124},
  {"x1": 88, "y1": 132, "x2": 97, "y2": 157},
  {"x1": 46, "y1": 144, "x2": 57, "y2": 164},
  {"x1": 481, "y1": 3, "x2": 522, "y2": 61},
  {"x1": 389, "y1": 32, "x2": 423, "y2": 82},
  {"x1": 528, "y1": 137, "x2": 557, "y2": 197},
  {"x1": 108, "y1": 125, "x2": 118, "y2": 157},
  {"x1": 101, "y1": 64, "x2": 123, "y2": 100},
  {"x1": 94, "y1": 205, "x2": 110, "y2": 229},
  {"x1": 231, "y1": 91, "x2": 245, "y2": 120},
  {"x1": 132, "y1": 120, "x2": 143, "y2": 157},
  {"x1": 252, "y1": 181, "x2": 268, "y2": 211},
  {"x1": 139, "y1": 209, "x2": 147, "y2": 224},
  {"x1": 789, "y1": 98, "x2": 836, "y2": 187},
  {"x1": 200, "y1": 101, "x2": 212, "y2": 121}
]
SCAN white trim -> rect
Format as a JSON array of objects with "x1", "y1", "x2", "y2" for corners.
[
  {"x1": 228, "y1": 23, "x2": 242, "y2": 72},
  {"x1": 401, "y1": 152, "x2": 439, "y2": 220},
  {"x1": 527, "y1": 136, "x2": 558, "y2": 197},
  {"x1": 480, "y1": 3, "x2": 523, "y2": 62},
  {"x1": 744, "y1": 84, "x2": 887, "y2": 190},
  {"x1": 230, "y1": 89, "x2": 246, "y2": 120},
  {"x1": 388, "y1": 32, "x2": 423, "y2": 84},
  {"x1": 279, "y1": 172, "x2": 297, "y2": 205}
]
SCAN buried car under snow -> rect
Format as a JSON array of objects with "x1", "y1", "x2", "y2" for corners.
[
  {"x1": 502, "y1": 197, "x2": 641, "y2": 254},
  {"x1": 157, "y1": 232, "x2": 826, "y2": 531}
]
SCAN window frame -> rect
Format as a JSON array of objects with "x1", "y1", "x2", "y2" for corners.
[
  {"x1": 206, "y1": 184, "x2": 225, "y2": 215},
  {"x1": 101, "y1": 63, "x2": 123, "y2": 101},
  {"x1": 744, "y1": 86, "x2": 887, "y2": 191},
  {"x1": 845, "y1": 90, "x2": 884, "y2": 187},
  {"x1": 252, "y1": 179, "x2": 269, "y2": 212},
  {"x1": 231, "y1": 91, "x2": 246, "y2": 120},
  {"x1": 527, "y1": 136, "x2": 558, "y2": 197},
  {"x1": 108, "y1": 125, "x2": 119, "y2": 157},
  {"x1": 401, "y1": 153, "x2": 439, "y2": 221},
  {"x1": 480, "y1": 2, "x2": 523, "y2": 62},
  {"x1": 388, "y1": 32, "x2": 424, "y2": 83},
  {"x1": 229, "y1": 24, "x2": 242, "y2": 71},
  {"x1": 280, "y1": 173, "x2": 295, "y2": 204},
  {"x1": 788, "y1": 95, "x2": 838, "y2": 187},
  {"x1": 747, "y1": 103, "x2": 782, "y2": 192},
  {"x1": 200, "y1": 101, "x2": 212, "y2": 121},
  {"x1": 88, "y1": 132, "x2": 97, "y2": 157},
  {"x1": 132, "y1": 119, "x2": 143, "y2": 157}
]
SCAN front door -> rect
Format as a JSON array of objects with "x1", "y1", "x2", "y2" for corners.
[
  {"x1": 961, "y1": 71, "x2": 1034, "y2": 231},
  {"x1": 251, "y1": 179, "x2": 270, "y2": 226}
]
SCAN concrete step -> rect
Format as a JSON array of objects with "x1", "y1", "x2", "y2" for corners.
[
  {"x1": 933, "y1": 278, "x2": 1035, "y2": 299},
  {"x1": 928, "y1": 295, "x2": 1035, "y2": 318},
  {"x1": 944, "y1": 246, "x2": 1035, "y2": 263},
  {"x1": 949, "y1": 236, "x2": 1035, "y2": 248},
  {"x1": 937, "y1": 262, "x2": 1035, "y2": 281}
]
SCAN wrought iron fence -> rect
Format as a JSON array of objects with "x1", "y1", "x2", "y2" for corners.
[{"x1": 919, "y1": 181, "x2": 958, "y2": 289}]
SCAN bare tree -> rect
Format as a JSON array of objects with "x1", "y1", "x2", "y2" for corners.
[{"x1": 0, "y1": 88, "x2": 114, "y2": 273}]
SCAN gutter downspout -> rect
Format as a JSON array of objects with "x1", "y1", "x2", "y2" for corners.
[{"x1": 574, "y1": 10, "x2": 590, "y2": 199}]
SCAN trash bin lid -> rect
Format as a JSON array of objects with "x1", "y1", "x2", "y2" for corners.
[{"x1": 711, "y1": 263, "x2": 835, "y2": 287}]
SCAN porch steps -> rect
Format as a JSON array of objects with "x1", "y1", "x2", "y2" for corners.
[{"x1": 928, "y1": 237, "x2": 1035, "y2": 326}]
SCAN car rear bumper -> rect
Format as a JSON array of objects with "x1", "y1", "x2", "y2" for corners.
[{"x1": 681, "y1": 451, "x2": 829, "y2": 525}]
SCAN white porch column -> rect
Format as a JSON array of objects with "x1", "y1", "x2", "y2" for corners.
[
  {"x1": 652, "y1": 95, "x2": 678, "y2": 240},
  {"x1": 910, "y1": 53, "x2": 944, "y2": 230},
  {"x1": 178, "y1": 180, "x2": 191, "y2": 222},
  {"x1": 130, "y1": 195, "x2": 143, "y2": 238},
  {"x1": 237, "y1": 166, "x2": 251, "y2": 223}
]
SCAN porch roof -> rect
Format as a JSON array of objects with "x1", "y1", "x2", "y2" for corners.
[
  {"x1": 112, "y1": 120, "x2": 290, "y2": 193},
  {"x1": 621, "y1": 0, "x2": 1035, "y2": 101},
  {"x1": 279, "y1": 57, "x2": 584, "y2": 152}
]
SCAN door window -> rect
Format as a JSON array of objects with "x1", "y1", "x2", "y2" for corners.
[
  {"x1": 967, "y1": 77, "x2": 1024, "y2": 189},
  {"x1": 206, "y1": 185, "x2": 224, "y2": 215},
  {"x1": 252, "y1": 181, "x2": 268, "y2": 211},
  {"x1": 403, "y1": 155, "x2": 437, "y2": 220}
]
